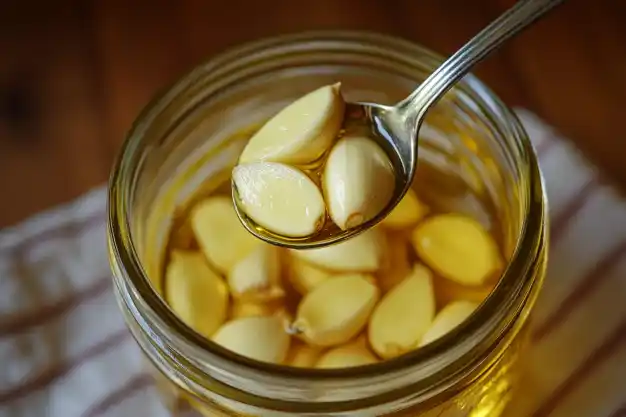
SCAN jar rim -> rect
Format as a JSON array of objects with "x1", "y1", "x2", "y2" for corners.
[{"x1": 108, "y1": 30, "x2": 546, "y2": 406}]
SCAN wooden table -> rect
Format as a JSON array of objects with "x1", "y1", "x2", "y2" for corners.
[{"x1": 1, "y1": 0, "x2": 625, "y2": 228}]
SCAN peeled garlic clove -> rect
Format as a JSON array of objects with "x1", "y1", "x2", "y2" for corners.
[
  {"x1": 239, "y1": 83, "x2": 344, "y2": 164},
  {"x1": 230, "y1": 300, "x2": 279, "y2": 319},
  {"x1": 377, "y1": 232, "x2": 412, "y2": 292},
  {"x1": 315, "y1": 344, "x2": 378, "y2": 368},
  {"x1": 165, "y1": 251, "x2": 229, "y2": 338},
  {"x1": 380, "y1": 188, "x2": 429, "y2": 230},
  {"x1": 287, "y1": 257, "x2": 333, "y2": 294},
  {"x1": 411, "y1": 214, "x2": 503, "y2": 286},
  {"x1": 368, "y1": 264, "x2": 435, "y2": 359},
  {"x1": 286, "y1": 341, "x2": 323, "y2": 368},
  {"x1": 420, "y1": 300, "x2": 478, "y2": 347},
  {"x1": 191, "y1": 196, "x2": 261, "y2": 273},
  {"x1": 434, "y1": 277, "x2": 493, "y2": 307},
  {"x1": 228, "y1": 245, "x2": 284, "y2": 301},
  {"x1": 292, "y1": 273, "x2": 379, "y2": 347},
  {"x1": 291, "y1": 228, "x2": 386, "y2": 272},
  {"x1": 233, "y1": 162, "x2": 326, "y2": 237},
  {"x1": 323, "y1": 135, "x2": 395, "y2": 230},
  {"x1": 212, "y1": 316, "x2": 291, "y2": 364}
]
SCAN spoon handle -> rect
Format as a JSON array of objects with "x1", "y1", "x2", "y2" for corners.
[{"x1": 397, "y1": 0, "x2": 565, "y2": 129}]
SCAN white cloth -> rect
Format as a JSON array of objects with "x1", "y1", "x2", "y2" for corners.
[{"x1": 0, "y1": 110, "x2": 625, "y2": 417}]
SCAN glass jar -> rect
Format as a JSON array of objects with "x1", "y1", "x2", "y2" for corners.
[{"x1": 107, "y1": 31, "x2": 547, "y2": 417}]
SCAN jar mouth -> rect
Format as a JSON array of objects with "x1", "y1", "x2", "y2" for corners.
[{"x1": 108, "y1": 30, "x2": 546, "y2": 404}]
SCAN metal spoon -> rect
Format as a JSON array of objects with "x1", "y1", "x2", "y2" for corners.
[{"x1": 234, "y1": 0, "x2": 565, "y2": 249}]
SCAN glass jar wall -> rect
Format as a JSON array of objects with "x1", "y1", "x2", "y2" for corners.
[{"x1": 107, "y1": 31, "x2": 547, "y2": 416}]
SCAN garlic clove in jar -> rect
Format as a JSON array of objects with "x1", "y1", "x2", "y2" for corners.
[
  {"x1": 411, "y1": 213, "x2": 503, "y2": 286},
  {"x1": 165, "y1": 250, "x2": 229, "y2": 338},
  {"x1": 420, "y1": 300, "x2": 478, "y2": 347},
  {"x1": 315, "y1": 343, "x2": 378, "y2": 368},
  {"x1": 291, "y1": 273, "x2": 379, "y2": 347},
  {"x1": 380, "y1": 188, "x2": 429, "y2": 230},
  {"x1": 323, "y1": 135, "x2": 396, "y2": 230},
  {"x1": 191, "y1": 196, "x2": 261, "y2": 273},
  {"x1": 286, "y1": 256, "x2": 334, "y2": 295},
  {"x1": 233, "y1": 162, "x2": 326, "y2": 237},
  {"x1": 239, "y1": 83, "x2": 345, "y2": 165},
  {"x1": 228, "y1": 244, "x2": 284, "y2": 301},
  {"x1": 368, "y1": 264, "x2": 436, "y2": 359},
  {"x1": 212, "y1": 316, "x2": 291, "y2": 364},
  {"x1": 290, "y1": 228, "x2": 386, "y2": 272}
]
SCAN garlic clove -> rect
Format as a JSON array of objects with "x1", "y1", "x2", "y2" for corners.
[
  {"x1": 292, "y1": 273, "x2": 379, "y2": 347},
  {"x1": 233, "y1": 162, "x2": 326, "y2": 237},
  {"x1": 315, "y1": 343, "x2": 378, "y2": 368},
  {"x1": 323, "y1": 135, "x2": 395, "y2": 230},
  {"x1": 420, "y1": 300, "x2": 478, "y2": 347},
  {"x1": 380, "y1": 188, "x2": 429, "y2": 230},
  {"x1": 286, "y1": 256, "x2": 333, "y2": 295},
  {"x1": 212, "y1": 316, "x2": 291, "y2": 364},
  {"x1": 165, "y1": 250, "x2": 229, "y2": 338},
  {"x1": 228, "y1": 244, "x2": 284, "y2": 301},
  {"x1": 285, "y1": 341, "x2": 323, "y2": 368},
  {"x1": 291, "y1": 228, "x2": 386, "y2": 272},
  {"x1": 411, "y1": 213, "x2": 503, "y2": 286},
  {"x1": 368, "y1": 264, "x2": 436, "y2": 359},
  {"x1": 191, "y1": 196, "x2": 261, "y2": 273},
  {"x1": 239, "y1": 83, "x2": 345, "y2": 164}
]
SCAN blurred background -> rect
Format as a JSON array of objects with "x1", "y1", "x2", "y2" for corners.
[{"x1": 0, "y1": 0, "x2": 625, "y2": 228}]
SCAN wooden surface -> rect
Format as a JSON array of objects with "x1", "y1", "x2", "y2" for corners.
[{"x1": 1, "y1": 0, "x2": 625, "y2": 228}]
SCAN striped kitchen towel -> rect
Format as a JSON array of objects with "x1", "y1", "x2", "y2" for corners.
[{"x1": 0, "y1": 110, "x2": 624, "y2": 417}]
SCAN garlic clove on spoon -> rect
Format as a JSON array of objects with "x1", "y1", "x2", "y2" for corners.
[
  {"x1": 239, "y1": 83, "x2": 345, "y2": 165},
  {"x1": 323, "y1": 135, "x2": 396, "y2": 230},
  {"x1": 233, "y1": 162, "x2": 326, "y2": 238}
]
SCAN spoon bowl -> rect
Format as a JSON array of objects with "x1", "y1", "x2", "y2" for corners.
[
  {"x1": 232, "y1": 102, "x2": 407, "y2": 250},
  {"x1": 234, "y1": 0, "x2": 565, "y2": 249}
]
